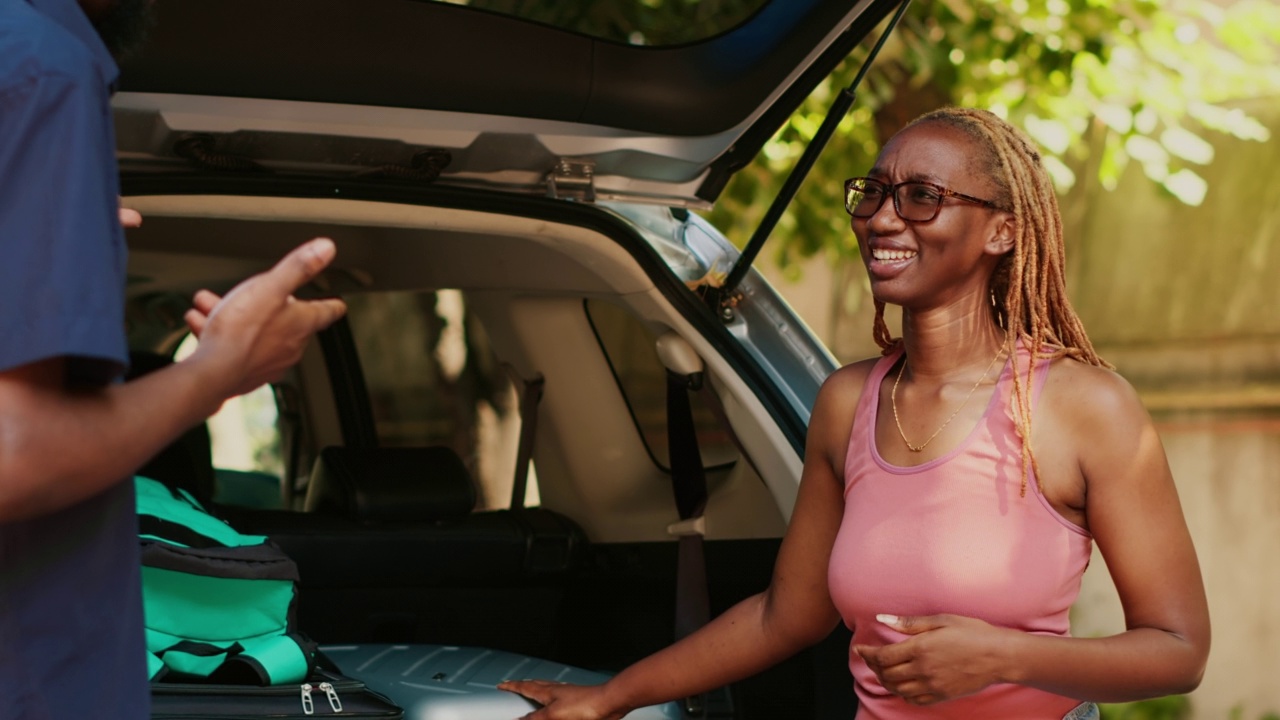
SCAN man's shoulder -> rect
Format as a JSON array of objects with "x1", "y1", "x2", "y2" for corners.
[{"x1": 0, "y1": 2, "x2": 100, "y2": 94}]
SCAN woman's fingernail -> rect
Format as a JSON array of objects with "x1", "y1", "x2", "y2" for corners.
[{"x1": 876, "y1": 613, "x2": 900, "y2": 625}]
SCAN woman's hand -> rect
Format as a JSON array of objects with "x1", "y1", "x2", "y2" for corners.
[
  {"x1": 497, "y1": 680, "x2": 626, "y2": 720},
  {"x1": 855, "y1": 613, "x2": 1015, "y2": 706}
]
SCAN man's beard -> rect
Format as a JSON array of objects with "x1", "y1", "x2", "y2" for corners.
[{"x1": 91, "y1": 0, "x2": 157, "y2": 61}]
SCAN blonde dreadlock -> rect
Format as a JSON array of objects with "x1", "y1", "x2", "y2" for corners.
[{"x1": 869, "y1": 107, "x2": 1111, "y2": 496}]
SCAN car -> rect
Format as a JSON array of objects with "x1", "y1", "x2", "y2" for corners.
[{"x1": 115, "y1": 1, "x2": 906, "y2": 717}]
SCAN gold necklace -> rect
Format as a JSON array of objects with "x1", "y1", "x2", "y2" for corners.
[{"x1": 891, "y1": 345, "x2": 1005, "y2": 453}]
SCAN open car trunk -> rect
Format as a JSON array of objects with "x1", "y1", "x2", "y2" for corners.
[
  {"x1": 114, "y1": 0, "x2": 894, "y2": 715},
  {"x1": 122, "y1": 187, "x2": 851, "y2": 717}
]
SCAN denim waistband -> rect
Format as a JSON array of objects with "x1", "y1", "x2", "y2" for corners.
[{"x1": 1063, "y1": 702, "x2": 1100, "y2": 720}]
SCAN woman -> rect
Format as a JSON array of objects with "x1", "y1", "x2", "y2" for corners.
[{"x1": 500, "y1": 107, "x2": 1210, "y2": 720}]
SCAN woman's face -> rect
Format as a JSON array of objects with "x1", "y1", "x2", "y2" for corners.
[{"x1": 852, "y1": 122, "x2": 1013, "y2": 312}]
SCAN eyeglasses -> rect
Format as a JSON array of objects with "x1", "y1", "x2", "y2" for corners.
[{"x1": 843, "y1": 177, "x2": 999, "y2": 222}]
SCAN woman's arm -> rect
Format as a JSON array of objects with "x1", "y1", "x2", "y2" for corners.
[
  {"x1": 500, "y1": 362, "x2": 875, "y2": 720},
  {"x1": 1003, "y1": 366, "x2": 1210, "y2": 699},
  {"x1": 859, "y1": 364, "x2": 1210, "y2": 705}
]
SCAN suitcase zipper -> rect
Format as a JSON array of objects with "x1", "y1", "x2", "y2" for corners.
[
  {"x1": 151, "y1": 674, "x2": 394, "y2": 718},
  {"x1": 152, "y1": 678, "x2": 365, "y2": 696},
  {"x1": 319, "y1": 681, "x2": 343, "y2": 712},
  {"x1": 301, "y1": 682, "x2": 315, "y2": 715}
]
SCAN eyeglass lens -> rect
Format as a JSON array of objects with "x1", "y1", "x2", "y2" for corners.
[{"x1": 845, "y1": 181, "x2": 943, "y2": 222}]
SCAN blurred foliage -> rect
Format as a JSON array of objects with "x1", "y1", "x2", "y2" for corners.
[
  {"x1": 433, "y1": 0, "x2": 1279, "y2": 272},
  {"x1": 436, "y1": 0, "x2": 766, "y2": 45},
  {"x1": 174, "y1": 335, "x2": 284, "y2": 480},
  {"x1": 1228, "y1": 707, "x2": 1280, "y2": 720},
  {"x1": 1100, "y1": 695, "x2": 1191, "y2": 720},
  {"x1": 701, "y1": 0, "x2": 1280, "y2": 272},
  {"x1": 1096, "y1": 695, "x2": 1280, "y2": 720},
  {"x1": 242, "y1": 384, "x2": 285, "y2": 478}
]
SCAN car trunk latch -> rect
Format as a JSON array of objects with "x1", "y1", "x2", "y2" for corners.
[{"x1": 546, "y1": 159, "x2": 596, "y2": 202}]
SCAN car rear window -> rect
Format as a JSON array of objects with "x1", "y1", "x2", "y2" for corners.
[{"x1": 345, "y1": 290, "x2": 530, "y2": 510}]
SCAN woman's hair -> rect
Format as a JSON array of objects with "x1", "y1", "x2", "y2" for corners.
[{"x1": 870, "y1": 106, "x2": 1110, "y2": 496}]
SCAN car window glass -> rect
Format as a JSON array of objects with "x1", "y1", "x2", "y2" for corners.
[
  {"x1": 344, "y1": 290, "x2": 531, "y2": 510},
  {"x1": 174, "y1": 334, "x2": 286, "y2": 509},
  {"x1": 432, "y1": 0, "x2": 768, "y2": 46},
  {"x1": 585, "y1": 299, "x2": 739, "y2": 470}
]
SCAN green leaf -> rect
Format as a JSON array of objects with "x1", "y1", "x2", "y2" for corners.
[{"x1": 704, "y1": 0, "x2": 1280, "y2": 270}]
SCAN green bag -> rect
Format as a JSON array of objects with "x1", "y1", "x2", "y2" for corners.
[{"x1": 135, "y1": 476, "x2": 315, "y2": 686}]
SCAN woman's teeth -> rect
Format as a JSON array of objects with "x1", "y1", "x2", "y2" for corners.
[{"x1": 872, "y1": 248, "x2": 917, "y2": 261}]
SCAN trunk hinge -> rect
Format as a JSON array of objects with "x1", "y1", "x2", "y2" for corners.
[{"x1": 546, "y1": 159, "x2": 596, "y2": 202}]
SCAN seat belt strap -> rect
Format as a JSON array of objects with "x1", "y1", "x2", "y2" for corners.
[
  {"x1": 667, "y1": 369, "x2": 708, "y2": 525},
  {"x1": 667, "y1": 368, "x2": 711, "y2": 718},
  {"x1": 273, "y1": 383, "x2": 304, "y2": 509},
  {"x1": 509, "y1": 370, "x2": 545, "y2": 509}
]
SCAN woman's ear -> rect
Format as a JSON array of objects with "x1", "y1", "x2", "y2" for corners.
[{"x1": 984, "y1": 213, "x2": 1016, "y2": 256}]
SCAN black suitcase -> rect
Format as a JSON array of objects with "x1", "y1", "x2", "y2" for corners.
[{"x1": 151, "y1": 667, "x2": 403, "y2": 719}]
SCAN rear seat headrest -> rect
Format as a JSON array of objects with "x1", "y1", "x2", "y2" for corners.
[{"x1": 305, "y1": 446, "x2": 476, "y2": 523}]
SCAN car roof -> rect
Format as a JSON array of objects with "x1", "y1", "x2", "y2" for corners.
[{"x1": 116, "y1": 0, "x2": 899, "y2": 206}]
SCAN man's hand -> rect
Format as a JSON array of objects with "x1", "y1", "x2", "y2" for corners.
[
  {"x1": 184, "y1": 238, "x2": 347, "y2": 398},
  {"x1": 119, "y1": 206, "x2": 142, "y2": 228},
  {"x1": 855, "y1": 613, "x2": 1015, "y2": 706},
  {"x1": 497, "y1": 680, "x2": 626, "y2": 720}
]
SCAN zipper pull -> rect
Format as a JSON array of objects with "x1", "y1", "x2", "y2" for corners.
[
  {"x1": 319, "y1": 681, "x2": 343, "y2": 713},
  {"x1": 300, "y1": 683, "x2": 315, "y2": 716}
]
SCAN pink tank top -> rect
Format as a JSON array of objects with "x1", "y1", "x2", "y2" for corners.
[{"x1": 827, "y1": 345, "x2": 1092, "y2": 719}]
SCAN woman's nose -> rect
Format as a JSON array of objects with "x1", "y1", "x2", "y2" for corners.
[{"x1": 865, "y1": 192, "x2": 905, "y2": 233}]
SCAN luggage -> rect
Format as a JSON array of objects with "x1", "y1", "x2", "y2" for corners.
[
  {"x1": 150, "y1": 666, "x2": 403, "y2": 719},
  {"x1": 321, "y1": 644, "x2": 681, "y2": 720},
  {"x1": 136, "y1": 476, "x2": 404, "y2": 718},
  {"x1": 136, "y1": 475, "x2": 314, "y2": 685}
]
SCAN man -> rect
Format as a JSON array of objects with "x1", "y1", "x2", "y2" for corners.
[{"x1": 0, "y1": 1, "x2": 347, "y2": 717}]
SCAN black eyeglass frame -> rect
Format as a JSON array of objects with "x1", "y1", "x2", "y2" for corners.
[{"x1": 843, "y1": 177, "x2": 1000, "y2": 222}]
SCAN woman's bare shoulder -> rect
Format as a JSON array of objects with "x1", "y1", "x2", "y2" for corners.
[
  {"x1": 817, "y1": 357, "x2": 882, "y2": 409},
  {"x1": 802, "y1": 356, "x2": 883, "y2": 475},
  {"x1": 1041, "y1": 355, "x2": 1151, "y2": 441},
  {"x1": 809, "y1": 356, "x2": 882, "y2": 447}
]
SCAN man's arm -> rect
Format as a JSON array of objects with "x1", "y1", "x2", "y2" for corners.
[{"x1": 0, "y1": 239, "x2": 347, "y2": 522}]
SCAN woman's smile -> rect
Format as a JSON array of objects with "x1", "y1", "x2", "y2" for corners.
[{"x1": 866, "y1": 244, "x2": 919, "y2": 279}]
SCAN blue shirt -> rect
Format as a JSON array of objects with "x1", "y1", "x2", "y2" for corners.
[{"x1": 0, "y1": 0, "x2": 147, "y2": 718}]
